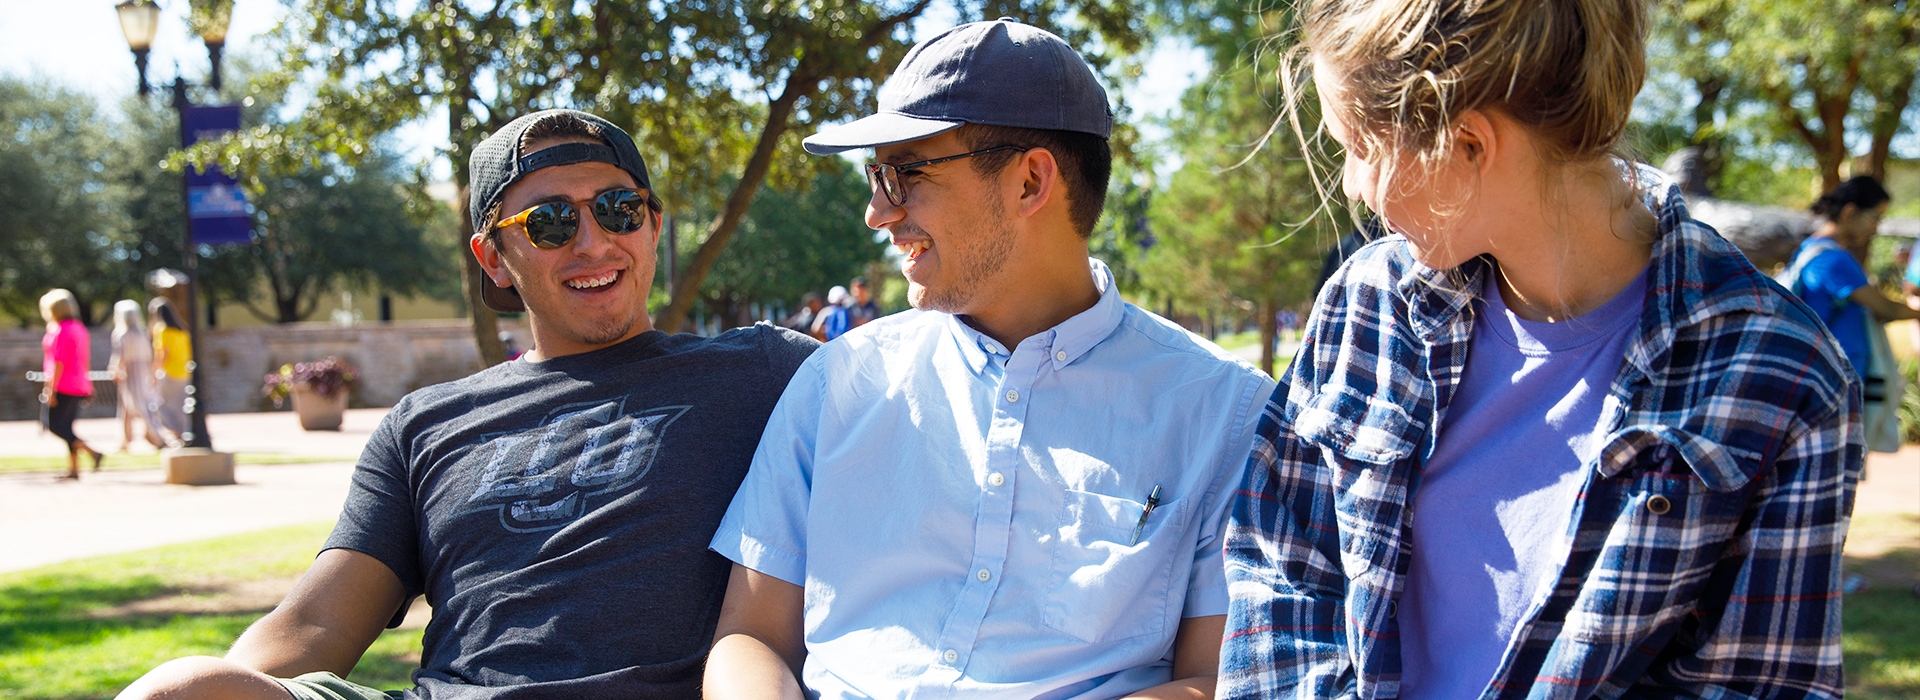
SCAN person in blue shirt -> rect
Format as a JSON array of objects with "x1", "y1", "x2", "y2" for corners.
[
  {"x1": 704, "y1": 19, "x2": 1274, "y2": 700},
  {"x1": 1784, "y1": 175, "x2": 1920, "y2": 378}
]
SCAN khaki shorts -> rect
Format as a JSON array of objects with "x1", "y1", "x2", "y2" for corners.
[{"x1": 276, "y1": 672, "x2": 406, "y2": 700}]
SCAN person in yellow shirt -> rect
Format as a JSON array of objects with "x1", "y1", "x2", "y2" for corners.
[{"x1": 149, "y1": 299, "x2": 191, "y2": 447}]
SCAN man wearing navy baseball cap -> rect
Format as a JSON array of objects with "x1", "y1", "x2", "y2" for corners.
[
  {"x1": 707, "y1": 20, "x2": 1273, "y2": 699},
  {"x1": 121, "y1": 109, "x2": 816, "y2": 700}
]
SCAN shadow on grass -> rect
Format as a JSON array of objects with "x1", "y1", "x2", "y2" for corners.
[
  {"x1": 0, "y1": 568, "x2": 422, "y2": 699},
  {"x1": 1843, "y1": 546, "x2": 1920, "y2": 700}
]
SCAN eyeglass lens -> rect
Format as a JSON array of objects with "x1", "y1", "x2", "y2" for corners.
[
  {"x1": 866, "y1": 165, "x2": 905, "y2": 207},
  {"x1": 524, "y1": 190, "x2": 648, "y2": 249}
]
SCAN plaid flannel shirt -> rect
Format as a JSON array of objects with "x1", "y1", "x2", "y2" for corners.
[{"x1": 1220, "y1": 168, "x2": 1864, "y2": 700}]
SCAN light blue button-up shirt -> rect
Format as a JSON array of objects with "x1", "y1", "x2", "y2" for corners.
[{"x1": 712, "y1": 259, "x2": 1273, "y2": 699}]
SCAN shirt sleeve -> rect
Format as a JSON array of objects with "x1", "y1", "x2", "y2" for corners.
[
  {"x1": 323, "y1": 401, "x2": 425, "y2": 597},
  {"x1": 1219, "y1": 382, "x2": 1356, "y2": 700},
  {"x1": 1183, "y1": 371, "x2": 1276, "y2": 619},
  {"x1": 1801, "y1": 247, "x2": 1869, "y2": 303},
  {"x1": 710, "y1": 351, "x2": 825, "y2": 586},
  {"x1": 1904, "y1": 247, "x2": 1920, "y2": 287}
]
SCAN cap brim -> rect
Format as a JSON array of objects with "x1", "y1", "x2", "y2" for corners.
[
  {"x1": 802, "y1": 112, "x2": 966, "y2": 155},
  {"x1": 480, "y1": 275, "x2": 526, "y2": 314}
]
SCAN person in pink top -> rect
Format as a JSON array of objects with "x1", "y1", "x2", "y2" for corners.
[{"x1": 40, "y1": 289, "x2": 104, "y2": 479}]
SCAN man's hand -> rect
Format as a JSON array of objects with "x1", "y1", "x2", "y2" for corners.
[{"x1": 704, "y1": 564, "x2": 806, "y2": 700}]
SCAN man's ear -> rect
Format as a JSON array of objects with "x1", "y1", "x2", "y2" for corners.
[
  {"x1": 470, "y1": 233, "x2": 514, "y2": 289},
  {"x1": 1014, "y1": 147, "x2": 1060, "y2": 220}
]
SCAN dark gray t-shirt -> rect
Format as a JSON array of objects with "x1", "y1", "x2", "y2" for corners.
[{"x1": 325, "y1": 325, "x2": 816, "y2": 699}]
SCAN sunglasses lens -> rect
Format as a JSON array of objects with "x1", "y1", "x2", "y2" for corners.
[
  {"x1": 592, "y1": 190, "x2": 646, "y2": 233},
  {"x1": 524, "y1": 203, "x2": 578, "y2": 249}
]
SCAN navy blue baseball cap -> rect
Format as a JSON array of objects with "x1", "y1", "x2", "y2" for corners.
[
  {"x1": 802, "y1": 18, "x2": 1112, "y2": 155},
  {"x1": 467, "y1": 109, "x2": 654, "y2": 313}
]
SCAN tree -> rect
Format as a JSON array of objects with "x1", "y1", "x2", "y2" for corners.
[
  {"x1": 206, "y1": 150, "x2": 453, "y2": 323},
  {"x1": 188, "y1": 0, "x2": 1148, "y2": 367},
  {"x1": 673, "y1": 159, "x2": 886, "y2": 327},
  {"x1": 1666, "y1": 0, "x2": 1920, "y2": 191},
  {"x1": 1140, "y1": 3, "x2": 1335, "y2": 376},
  {"x1": 0, "y1": 78, "x2": 134, "y2": 326}
]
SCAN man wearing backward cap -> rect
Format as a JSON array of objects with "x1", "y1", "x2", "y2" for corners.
[{"x1": 120, "y1": 109, "x2": 817, "y2": 700}]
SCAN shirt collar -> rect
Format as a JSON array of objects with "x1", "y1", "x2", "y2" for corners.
[
  {"x1": 945, "y1": 258, "x2": 1125, "y2": 374},
  {"x1": 1394, "y1": 163, "x2": 1773, "y2": 347}
]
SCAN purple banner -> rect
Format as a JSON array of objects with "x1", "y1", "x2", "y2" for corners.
[{"x1": 183, "y1": 105, "x2": 252, "y2": 246}]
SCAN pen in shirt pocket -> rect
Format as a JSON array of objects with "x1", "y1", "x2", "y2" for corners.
[{"x1": 1130, "y1": 484, "x2": 1162, "y2": 545}]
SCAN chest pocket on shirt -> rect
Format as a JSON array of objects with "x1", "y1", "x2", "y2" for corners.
[
  {"x1": 1560, "y1": 434, "x2": 1754, "y2": 644},
  {"x1": 1044, "y1": 489, "x2": 1193, "y2": 643}
]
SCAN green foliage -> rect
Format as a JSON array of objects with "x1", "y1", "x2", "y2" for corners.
[
  {"x1": 1646, "y1": 0, "x2": 1919, "y2": 193},
  {"x1": 1134, "y1": 0, "x2": 1338, "y2": 373},
  {"x1": 0, "y1": 79, "x2": 136, "y2": 326},
  {"x1": 674, "y1": 159, "x2": 886, "y2": 325}
]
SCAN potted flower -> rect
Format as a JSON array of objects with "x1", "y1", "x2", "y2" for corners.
[{"x1": 264, "y1": 356, "x2": 359, "y2": 431}]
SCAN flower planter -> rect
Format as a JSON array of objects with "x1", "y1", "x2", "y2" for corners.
[{"x1": 291, "y1": 385, "x2": 349, "y2": 431}]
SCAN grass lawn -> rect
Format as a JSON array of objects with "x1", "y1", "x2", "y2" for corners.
[
  {"x1": 0, "y1": 453, "x2": 348, "y2": 476},
  {"x1": 1, "y1": 515, "x2": 1915, "y2": 698},
  {"x1": 0, "y1": 522, "x2": 420, "y2": 699}
]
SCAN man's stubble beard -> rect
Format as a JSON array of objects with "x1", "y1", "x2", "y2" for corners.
[
  {"x1": 908, "y1": 194, "x2": 1017, "y2": 314},
  {"x1": 501, "y1": 261, "x2": 642, "y2": 348}
]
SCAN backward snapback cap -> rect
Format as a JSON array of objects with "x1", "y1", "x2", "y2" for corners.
[
  {"x1": 801, "y1": 18, "x2": 1112, "y2": 155},
  {"x1": 467, "y1": 108, "x2": 653, "y2": 313}
]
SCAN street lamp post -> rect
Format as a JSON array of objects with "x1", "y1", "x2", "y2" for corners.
[{"x1": 117, "y1": 0, "x2": 233, "y2": 455}]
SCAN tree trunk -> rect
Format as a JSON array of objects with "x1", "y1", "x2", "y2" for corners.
[
  {"x1": 655, "y1": 72, "x2": 813, "y2": 333},
  {"x1": 1257, "y1": 297, "x2": 1276, "y2": 378},
  {"x1": 1865, "y1": 72, "x2": 1916, "y2": 181},
  {"x1": 453, "y1": 105, "x2": 506, "y2": 367},
  {"x1": 1689, "y1": 75, "x2": 1725, "y2": 191}
]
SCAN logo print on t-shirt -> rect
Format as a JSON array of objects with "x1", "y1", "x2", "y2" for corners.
[{"x1": 464, "y1": 400, "x2": 689, "y2": 532}]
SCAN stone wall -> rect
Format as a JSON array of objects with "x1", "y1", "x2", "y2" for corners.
[{"x1": 1, "y1": 320, "x2": 522, "y2": 422}]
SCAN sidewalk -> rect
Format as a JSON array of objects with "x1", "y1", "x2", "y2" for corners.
[
  {"x1": 0, "y1": 408, "x2": 387, "y2": 574},
  {"x1": 0, "y1": 408, "x2": 1913, "y2": 576}
]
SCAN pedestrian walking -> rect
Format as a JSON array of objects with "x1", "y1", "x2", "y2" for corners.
[
  {"x1": 40, "y1": 289, "x2": 104, "y2": 479},
  {"x1": 149, "y1": 298, "x2": 191, "y2": 447},
  {"x1": 109, "y1": 299, "x2": 164, "y2": 451}
]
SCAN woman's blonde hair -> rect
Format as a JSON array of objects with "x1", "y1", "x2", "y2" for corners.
[
  {"x1": 40, "y1": 289, "x2": 79, "y2": 324},
  {"x1": 1288, "y1": 0, "x2": 1647, "y2": 181}
]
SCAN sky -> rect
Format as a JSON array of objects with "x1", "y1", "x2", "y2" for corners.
[{"x1": 0, "y1": 1, "x2": 1208, "y2": 182}]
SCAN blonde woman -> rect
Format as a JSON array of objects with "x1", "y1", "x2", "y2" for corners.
[
  {"x1": 149, "y1": 298, "x2": 191, "y2": 447},
  {"x1": 1222, "y1": 0, "x2": 1861, "y2": 696},
  {"x1": 109, "y1": 299, "x2": 165, "y2": 451},
  {"x1": 40, "y1": 289, "x2": 104, "y2": 478}
]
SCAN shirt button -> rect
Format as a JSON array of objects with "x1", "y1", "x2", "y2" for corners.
[
  {"x1": 988, "y1": 472, "x2": 1005, "y2": 487},
  {"x1": 1055, "y1": 350, "x2": 1068, "y2": 361},
  {"x1": 943, "y1": 649, "x2": 958, "y2": 663},
  {"x1": 1646, "y1": 495, "x2": 1672, "y2": 515},
  {"x1": 1005, "y1": 389, "x2": 1019, "y2": 403},
  {"x1": 977, "y1": 568, "x2": 991, "y2": 582}
]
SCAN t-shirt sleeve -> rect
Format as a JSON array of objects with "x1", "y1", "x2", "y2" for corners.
[
  {"x1": 1905, "y1": 246, "x2": 1920, "y2": 287},
  {"x1": 323, "y1": 400, "x2": 425, "y2": 597},
  {"x1": 1802, "y1": 247, "x2": 1869, "y2": 304},
  {"x1": 710, "y1": 351, "x2": 824, "y2": 586},
  {"x1": 1184, "y1": 371, "x2": 1277, "y2": 619}
]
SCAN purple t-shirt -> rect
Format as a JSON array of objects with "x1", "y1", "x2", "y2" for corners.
[{"x1": 1399, "y1": 267, "x2": 1648, "y2": 699}]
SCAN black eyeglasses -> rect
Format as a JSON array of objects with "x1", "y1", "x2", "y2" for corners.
[
  {"x1": 495, "y1": 189, "x2": 654, "y2": 249},
  {"x1": 864, "y1": 145, "x2": 1029, "y2": 206}
]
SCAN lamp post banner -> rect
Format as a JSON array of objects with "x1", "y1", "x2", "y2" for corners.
[{"x1": 182, "y1": 104, "x2": 251, "y2": 246}]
